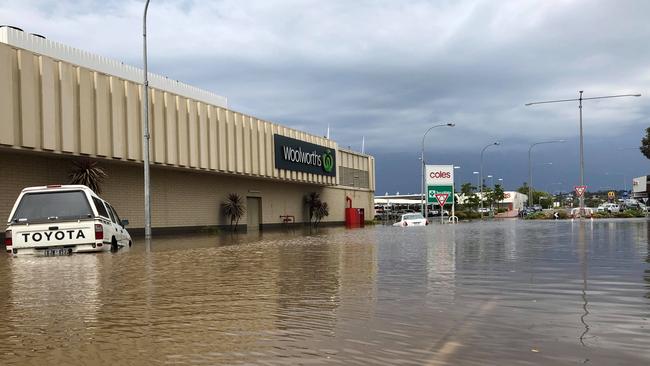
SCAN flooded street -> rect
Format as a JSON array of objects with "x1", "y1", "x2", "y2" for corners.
[{"x1": 1, "y1": 219, "x2": 649, "y2": 365}]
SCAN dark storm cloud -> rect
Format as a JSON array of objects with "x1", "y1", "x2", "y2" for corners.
[{"x1": 1, "y1": 0, "x2": 648, "y2": 193}]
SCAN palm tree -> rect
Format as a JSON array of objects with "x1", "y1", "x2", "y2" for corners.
[
  {"x1": 68, "y1": 158, "x2": 107, "y2": 194},
  {"x1": 223, "y1": 193, "x2": 245, "y2": 231},
  {"x1": 305, "y1": 192, "x2": 321, "y2": 224},
  {"x1": 314, "y1": 201, "x2": 329, "y2": 227}
]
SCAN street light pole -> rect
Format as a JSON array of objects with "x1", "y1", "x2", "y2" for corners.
[
  {"x1": 452, "y1": 166, "x2": 460, "y2": 222},
  {"x1": 480, "y1": 142, "x2": 500, "y2": 218},
  {"x1": 420, "y1": 123, "x2": 454, "y2": 220},
  {"x1": 528, "y1": 140, "x2": 565, "y2": 207},
  {"x1": 526, "y1": 91, "x2": 641, "y2": 216},
  {"x1": 142, "y1": 0, "x2": 152, "y2": 240}
]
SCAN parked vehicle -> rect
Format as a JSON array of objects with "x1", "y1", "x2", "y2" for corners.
[
  {"x1": 597, "y1": 203, "x2": 620, "y2": 214},
  {"x1": 519, "y1": 207, "x2": 537, "y2": 217},
  {"x1": 5, "y1": 185, "x2": 131, "y2": 256},
  {"x1": 427, "y1": 210, "x2": 450, "y2": 217},
  {"x1": 532, "y1": 205, "x2": 543, "y2": 212},
  {"x1": 393, "y1": 213, "x2": 428, "y2": 227}
]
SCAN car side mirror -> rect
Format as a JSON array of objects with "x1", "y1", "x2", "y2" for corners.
[{"x1": 121, "y1": 219, "x2": 129, "y2": 227}]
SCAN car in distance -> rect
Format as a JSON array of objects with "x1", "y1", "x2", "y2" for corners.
[
  {"x1": 519, "y1": 207, "x2": 537, "y2": 217},
  {"x1": 5, "y1": 185, "x2": 131, "y2": 256},
  {"x1": 427, "y1": 210, "x2": 450, "y2": 217},
  {"x1": 393, "y1": 213, "x2": 428, "y2": 227},
  {"x1": 597, "y1": 203, "x2": 620, "y2": 214}
]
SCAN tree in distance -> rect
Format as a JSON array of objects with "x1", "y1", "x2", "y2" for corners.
[{"x1": 641, "y1": 127, "x2": 650, "y2": 159}]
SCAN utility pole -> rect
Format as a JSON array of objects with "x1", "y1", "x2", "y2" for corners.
[
  {"x1": 420, "y1": 123, "x2": 455, "y2": 219},
  {"x1": 142, "y1": 0, "x2": 152, "y2": 240},
  {"x1": 526, "y1": 91, "x2": 641, "y2": 217}
]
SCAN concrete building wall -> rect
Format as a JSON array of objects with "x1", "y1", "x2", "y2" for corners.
[
  {"x1": 0, "y1": 41, "x2": 375, "y2": 190},
  {"x1": 0, "y1": 35, "x2": 375, "y2": 231},
  {"x1": 0, "y1": 151, "x2": 373, "y2": 229}
]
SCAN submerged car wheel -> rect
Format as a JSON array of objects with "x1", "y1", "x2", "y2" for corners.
[{"x1": 111, "y1": 237, "x2": 118, "y2": 252}]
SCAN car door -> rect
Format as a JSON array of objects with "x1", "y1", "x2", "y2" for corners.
[
  {"x1": 107, "y1": 204, "x2": 128, "y2": 246},
  {"x1": 105, "y1": 203, "x2": 125, "y2": 246},
  {"x1": 102, "y1": 201, "x2": 120, "y2": 245}
]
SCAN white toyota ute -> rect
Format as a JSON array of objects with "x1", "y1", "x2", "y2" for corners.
[{"x1": 4, "y1": 185, "x2": 132, "y2": 256}]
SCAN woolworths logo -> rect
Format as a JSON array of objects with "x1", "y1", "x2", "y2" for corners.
[
  {"x1": 322, "y1": 150, "x2": 334, "y2": 173},
  {"x1": 274, "y1": 134, "x2": 336, "y2": 176},
  {"x1": 282, "y1": 146, "x2": 334, "y2": 173}
]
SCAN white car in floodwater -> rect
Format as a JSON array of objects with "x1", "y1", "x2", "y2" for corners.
[
  {"x1": 393, "y1": 213, "x2": 428, "y2": 227},
  {"x1": 5, "y1": 185, "x2": 132, "y2": 256}
]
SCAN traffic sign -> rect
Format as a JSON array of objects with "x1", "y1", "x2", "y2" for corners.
[
  {"x1": 574, "y1": 185, "x2": 587, "y2": 197},
  {"x1": 435, "y1": 193, "x2": 449, "y2": 207},
  {"x1": 427, "y1": 185, "x2": 454, "y2": 203},
  {"x1": 642, "y1": 197, "x2": 648, "y2": 204}
]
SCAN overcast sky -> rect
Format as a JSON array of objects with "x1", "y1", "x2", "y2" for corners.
[{"x1": 2, "y1": 0, "x2": 649, "y2": 194}]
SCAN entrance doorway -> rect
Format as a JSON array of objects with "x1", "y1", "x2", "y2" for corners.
[{"x1": 246, "y1": 197, "x2": 262, "y2": 231}]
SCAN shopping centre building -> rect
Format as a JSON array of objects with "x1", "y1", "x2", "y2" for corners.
[{"x1": 0, "y1": 26, "x2": 375, "y2": 232}]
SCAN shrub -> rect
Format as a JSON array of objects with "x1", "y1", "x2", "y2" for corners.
[
  {"x1": 455, "y1": 211, "x2": 481, "y2": 220},
  {"x1": 222, "y1": 193, "x2": 245, "y2": 231},
  {"x1": 68, "y1": 158, "x2": 107, "y2": 194},
  {"x1": 524, "y1": 212, "x2": 547, "y2": 220}
]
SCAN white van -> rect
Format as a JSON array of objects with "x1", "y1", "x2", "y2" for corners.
[{"x1": 4, "y1": 185, "x2": 132, "y2": 256}]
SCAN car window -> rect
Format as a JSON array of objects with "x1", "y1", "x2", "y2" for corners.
[
  {"x1": 105, "y1": 203, "x2": 117, "y2": 224},
  {"x1": 92, "y1": 197, "x2": 110, "y2": 218},
  {"x1": 12, "y1": 191, "x2": 93, "y2": 223},
  {"x1": 403, "y1": 214, "x2": 424, "y2": 220},
  {"x1": 107, "y1": 204, "x2": 122, "y2": 225}
]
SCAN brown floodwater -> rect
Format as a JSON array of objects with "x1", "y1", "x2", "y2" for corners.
[{"x1": 0, "y1": 219, "x2": 649, "y2": 365}]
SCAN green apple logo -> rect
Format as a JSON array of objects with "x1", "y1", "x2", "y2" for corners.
[{"x1": 322, "y1": 150, "x2": 334, "y2": 173}]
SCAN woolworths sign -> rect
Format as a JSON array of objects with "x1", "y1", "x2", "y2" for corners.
[{"x1": 274, "y1": 134, "x2": 336, "y2": 177}]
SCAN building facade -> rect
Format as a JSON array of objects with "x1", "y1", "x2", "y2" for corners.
[
  {"x1": 0, "y1": 27, "x2": 375, "y2": 232},
  {"x1": 632, "y1": 175, "x2": 649, "y2": 200}
]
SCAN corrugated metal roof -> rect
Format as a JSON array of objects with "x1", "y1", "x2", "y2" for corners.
[{"x1": 0, "y1": 26, "x2": 227, "y2": 108}]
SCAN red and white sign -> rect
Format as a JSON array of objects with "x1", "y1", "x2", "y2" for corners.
[
  {"x1": 574, "y1": 185, "x2": 587, "y2": 197},
  {"x1": 435, "y1": 193, "x2": 449, "y2": 207},
  {"x1": 426, "y1": 165, "x2": 454, "y2": 185}
]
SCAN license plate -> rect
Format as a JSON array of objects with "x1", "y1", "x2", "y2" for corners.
[{"x1": 42, "y1": 247, "x2": 70, "y2": 256}]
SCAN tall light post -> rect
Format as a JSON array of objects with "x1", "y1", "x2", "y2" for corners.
[
  {"x1": 142, "y1": 0, "x2": 152, "y2": 240},
  {"x1": 487, "y1": 175, "x2": 494, "y2": 187},
  {"x1": 498, "y1": 178, "x2": 503, "y2": 188},
  {"x1": 528, "y1": 140, "x2": 565, "y2": 207},
  {"x1": 526, "y1": 91, "x2": 641, "y2": 216},
  {"x1": 420, "y1": 123, "x2": 455, "y2": 219},
  {"x1": 480, "y1": 142, "x2": 500, "y2": 218},
  {"x1": 452, "y1": 166, "x2": 460, "y2": 221},
  {"x1": 473, "y1": 171, "x2": 479, "y2": 191}
]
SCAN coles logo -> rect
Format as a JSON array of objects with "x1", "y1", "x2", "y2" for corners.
[{"x1": 429, "y1": 171, "x2": 451, "y2": 179}]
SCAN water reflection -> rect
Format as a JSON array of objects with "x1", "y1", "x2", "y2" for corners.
[
  {"x1": 576, "y1": 223, "x2": 591, "y2": 348},
  {"x1": 0, "y1": 221, "x2": 649, "y2": 365}
]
